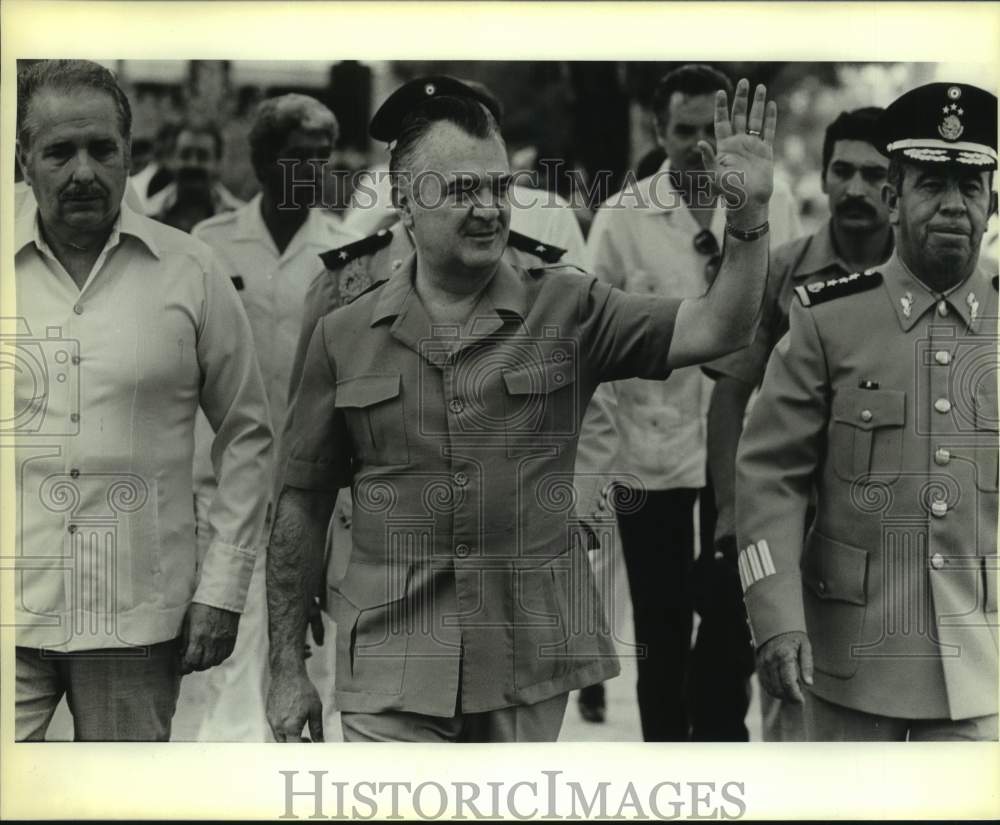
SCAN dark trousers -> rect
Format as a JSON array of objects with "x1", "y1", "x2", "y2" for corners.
[
  {"x1": 617, "y1": 484, "x2": 754, "y2": 742},
  {"x1": 617, "y1": 486, "x2": 698, "y2": 741},
  {"x1": 689, "y1": 479, "x2": 755, "y2": 741}
]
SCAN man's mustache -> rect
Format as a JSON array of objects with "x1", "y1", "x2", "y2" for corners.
[
  {"x1": 835, "y1": 198, "x2": 877, "y2": 218},
  {"x1": 61, "y1": 184, "x2": 107, "y2": 200}
]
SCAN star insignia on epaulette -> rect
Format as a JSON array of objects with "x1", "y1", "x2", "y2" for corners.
[
  {"x1": 319, "y1": 228, "x2": 394, "y2": 270},
  {"x1": 507, "y1": 229, "x2": 566, "y2": 264}
]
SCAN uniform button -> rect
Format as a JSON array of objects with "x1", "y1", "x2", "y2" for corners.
[
  {"x1": 449, "y1": 398, "x2": 464, "y2": 414},
  {"x1": 934, "y1": 448, "x2": 951, "y2": 466},
  {"x1": 859, "y1": 409, "x2": 873, "y2": 423},
  {"x1": 935, "y1": 350, "x2": 951, "y2": 366},
  {"x1": 454, "y1": 472, "x2": 469, "y2": 487},
  {"x1": 930, "y1": 553, "x2": 945, "y2": 570},
  {"x1": 455, "y1": 543, "x2": 471, "y2": 558},
  {"x1": 71, "y1": 355, "x2": 81, "y2": 365},
  {"x1": 68, "y1": 524, "x2": 77, "y2": 534},
  {"x1": 934, "y1": 398, "x2": 952, "y2": 414},
  {"x1": 69, "y1": 412, "x2": 80, "y2": 423},
  {"x1": 69, "y1": 468, "x2": 80, "y2": 479},
  {"x1": 937, "y1": 300, "x2": 948, "y2": 317},
  {"x1": 73, "y1": 304, "x2": 84, "y2": 315},
  {"x1": 817, "y1": 580, "x2": 827, "y2": 594},
  {"x1": 931, "y1": 499, "x2": 948, "y2": 518}
]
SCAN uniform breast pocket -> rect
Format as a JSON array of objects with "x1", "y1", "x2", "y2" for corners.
[
  {"x1": 502, "y1": 356, "x2": 579, "y2": 458},
  {"x1": 830, "y1": 388, "x2": 906, "y2": 484},
  {"x1": 334, "y1": 374, "x2": 410, "y2": 466}
]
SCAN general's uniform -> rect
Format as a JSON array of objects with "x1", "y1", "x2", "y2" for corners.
[
  {"x1": 737, "y1": 82, "x2": 999, "y2": 740},
  {"x1": 282, "y1": 257, "x2": 685, "y2": 738},
  {"x1": 705, "y1": 219, "x2": 893, "y2": 742},
  {"x1": 737, "y1": 257, "x2": 998, "y2": 733}
]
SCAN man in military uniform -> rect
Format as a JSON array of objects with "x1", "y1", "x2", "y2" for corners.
[
  {"x1": 287, "y1": 76, "x2": 584, "y2": 397},
  {"x1": 266, "y1": 76, "x2": 779, "y2": 743},
  {"x1": 737, "y1": 83, "x2": 998, "y2": 740},
  {"x1": 286, "y1": 84, "x2": 588, "y2": 716},
  {"x1": 706, "y1": 106, "x2": 893, "y2": 741}
]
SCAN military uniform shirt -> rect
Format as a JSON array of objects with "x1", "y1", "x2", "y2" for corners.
[{"x1": 282, "y1": 257, "x2": 682, "y2": 715}]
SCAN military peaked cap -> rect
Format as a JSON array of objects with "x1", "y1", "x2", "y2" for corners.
[
  {"x1": 369, "y1": 75, "x2": 504, "y2": 143},
  {"x1": 881, "y1": 82, "x2": 997, "y2": 168}
]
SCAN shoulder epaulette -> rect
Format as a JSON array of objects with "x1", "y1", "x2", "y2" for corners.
[
  {"x1": 794, "y1": 268, "x2": 883, "y2": 307},
  {"x1": 507, "y1": 230, "x2": 566, "y2": 264},
  {"x1": 319, "y1": 228, "x2": 393, "y2": 269},
  {"x1": 526, "y1": 262, "x2": 588, "y2": 279}
]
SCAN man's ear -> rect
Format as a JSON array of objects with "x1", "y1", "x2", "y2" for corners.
[
  {"x1": 393, "y1": 182, "x2": 414, "y2": 230},
  {"x1": 881, "y1": 181, "x2": 899, "y2": 224},
  {"x1": 989, "y1": 188, "x2": 998, "y2": 219},
  {"x1": 15, "y1": 139, "x2": 32, "y2": 187},
  {"x1": 653, "y1": 116, "x2": 669, "y2": 151}
]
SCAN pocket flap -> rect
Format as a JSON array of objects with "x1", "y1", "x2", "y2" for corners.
[
  {"x1": 502, "y1": 358, "x2": 577, "y2": 396},
  {"x1": 801, "y1": 531, "x2": 869, "y2": 605},
  {"x1": 333, "y1": 562, "x2": 410, "y2": 609},
  {"x1": 832, "y1": 387, "x2": 906, "y2": 430},
  {"x1": 335, "y1": 374, "x2": 401, "y2": 409}
]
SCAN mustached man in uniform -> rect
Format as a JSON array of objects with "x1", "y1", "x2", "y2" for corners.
[
  {"x1": 265, "y1": 75, "x2": 779, "y2": 743},
  {"x1": 737, "y1": 82, "x2": 998, "y2": 740}
]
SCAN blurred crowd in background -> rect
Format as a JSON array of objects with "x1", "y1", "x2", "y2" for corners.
[{"x1": 16, "y1": 59, "x2": 996, "y2": 244}]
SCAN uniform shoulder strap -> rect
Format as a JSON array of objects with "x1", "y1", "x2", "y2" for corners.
[
  {"x1": 794, "y1": 268, "x2": 883, "y2": 307},
  {"x1": 319, "y1": 228, "x2": 394, "y2": 269},
  {"x1": 507, "y1": 229, "x2": 567, "y2": 264},
  {"x1": 526, "y1": 262, "x2": 589, "y2": 280}
]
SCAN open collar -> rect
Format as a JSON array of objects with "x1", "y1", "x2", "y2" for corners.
[{"x1": 15, "y1": 195, "x2": 160, "y2": 260}]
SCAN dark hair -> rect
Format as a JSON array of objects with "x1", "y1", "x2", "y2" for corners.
[
  {"x1": 17, "y1": 59, "x2": 132, "y2": 147},
  {"x1": 651, "y1": 64, "x2": 733, "y2": 130},
  {"x1": 821, "y1": 107, "x2": 886, "y2": 176},
  {"x1": 176, "y1": 121, "x2": 225, "y2": 160},
  {"x1": 248, "y1": 93, "x2": 338, "y2": 180},
  {"x1": 389, "y1": 95, "x2": 502, "y2": 180}
]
